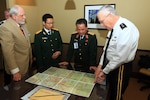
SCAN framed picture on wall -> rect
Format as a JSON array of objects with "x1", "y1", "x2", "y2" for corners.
[{"x1": 84, "y1": 4, "x2": 115, "y2": 30}]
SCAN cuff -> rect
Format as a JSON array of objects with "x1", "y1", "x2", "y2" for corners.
[
  {"x1": 103, "y1": 67, "x2": 111, "y2": 74},
  {"x1": 11, "y1": 67, "x2": 19, "y2": 74}
]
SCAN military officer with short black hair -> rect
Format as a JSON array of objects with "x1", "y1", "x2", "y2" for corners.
[
  {"x1": 59, "y1": 18, "x2": 97, "y2": 73},
  {"x1": 34, "y1": 14, "x2": 63, "y2": 72}
]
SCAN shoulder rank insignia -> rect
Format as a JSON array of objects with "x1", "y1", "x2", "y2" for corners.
[
  {"x1": 72, "y1": 31, "x2": 78, "y2": 38},
  {"x1": 72, "y1": 31, "x2": 77, "y2": 34},
  {"x1": 88, "y1": 31, "x2": 95, "y2": 35},
  {"x1": 120, "y1": 23, "x2": 127, "y2": 30},
  {"x1": 52, "y1": 28, "x2": 59, "y2": 31},
  {"x1": 36, "y1": 30, "x2": 42, "y2": 34}
]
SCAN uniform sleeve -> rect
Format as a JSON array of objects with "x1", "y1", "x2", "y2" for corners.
[
  {"x1": 89, "y1": 34, "x2": 97, "y2": 66},
  {"x1": 34, "y1": 34, "x2": 43, "y2": 67}
]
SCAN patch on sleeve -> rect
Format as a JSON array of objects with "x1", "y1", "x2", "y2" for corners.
[{"x1": 120, "y1": 23, "x2": 127, "y2": 30}]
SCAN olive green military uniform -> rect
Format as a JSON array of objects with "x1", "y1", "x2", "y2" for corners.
[
  {"x1": 34, "y1": 28, "x2": 63, "y2": 72},
  {"x1": 66, "y1": 31, "x2": 97, "y2": 72}
]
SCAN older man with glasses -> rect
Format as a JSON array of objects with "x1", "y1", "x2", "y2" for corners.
[
  {"x1": 91, "y1": 5, "x2": 140, "y2": 100},
  {"x1": 0, "y1": 5, "x2": 32, "y2": 88}
]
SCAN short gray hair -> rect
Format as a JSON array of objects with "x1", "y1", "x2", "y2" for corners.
[
  {"x1": 99, "y1": 5, "x2": 117, "y2": 16},
  {"x1": 9, "y1": 5, "x2": 20, "y2": 17}
]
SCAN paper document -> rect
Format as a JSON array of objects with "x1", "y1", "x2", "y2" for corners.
[{"x1": 21, "y1": 86, "x2": 70, "y2": 100}]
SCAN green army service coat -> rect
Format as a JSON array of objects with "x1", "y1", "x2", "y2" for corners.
[
  {"x1": 34, "y1": 28, "x2": 63, "y2": 70},
  {"x1": 66, "y1": 31, "x2": 97, "y2": 70}
]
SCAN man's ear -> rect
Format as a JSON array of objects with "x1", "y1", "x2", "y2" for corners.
[
  {"x1": 11, "y1": 14, "x2": 16, "y2": 20},
  {"x1": 42, "y1": 21, "x2": 45, "y2": 26}
]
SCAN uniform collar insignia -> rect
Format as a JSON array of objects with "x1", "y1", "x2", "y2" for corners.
[
  {"x1": 120, "y1": 23, "x2": 127, "y2": 30},
  {"x1": 51, "y1": 30, "x2": 54, "y2": 34},
  {"x1": 43, "y1": 31, "x2": 47, "y2": 35},
  {"x1": 74, "y1": 39, "x2": 78, "y2": 41}
]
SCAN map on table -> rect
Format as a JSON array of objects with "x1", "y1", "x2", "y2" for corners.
[{"x1": 25, "y1": 67, "x2": 95, "y2": 97}]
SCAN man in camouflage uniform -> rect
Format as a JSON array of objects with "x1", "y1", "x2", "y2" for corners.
[
  {"x1": 59, "y1": 18, "x2": 97, "y2": 73},
  {"x1": 34, "y1": 14, "x2": 63, "y2": 72}
]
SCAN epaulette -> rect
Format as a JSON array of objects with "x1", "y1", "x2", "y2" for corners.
[
  {"x1": 88, "y1": 31, "x2": 95, "y2": 35},
  {"x1": 36, "y1": 30, "x2": 42, "y2": 34},
  {"x1": 120, "y1": 23, "x2": 127, "y2": 30},
  {"x1": 52, "y1": 28, "x2": 59, "y2": 31},
  {"x1": 72, "y1": 31, "x2": 78, "y2": 34}
]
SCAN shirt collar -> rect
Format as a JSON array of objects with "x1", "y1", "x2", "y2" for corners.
[
  {"x1": 44, "y1": 27, "x2": 51, "y2": 33},
  {"x1": 80, "y1": 34, "x2": 85, "y2": 39}
]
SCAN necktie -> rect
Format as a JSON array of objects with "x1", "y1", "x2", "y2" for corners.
[
  {"x1": 20, "y1": 26, "x2": 24, "y2": 35},
  {"x1": 102, "y1": 29, "x2": 113, "y2": 68},
  {"x1": 80, "y1": 35, "x2": 84, "y2": 40},
  {"x1": 48, "y1": 31, "x2": 51, "y2": 35},
  {"x1": 80, "y1": 36, "x2": 82, "y2": 40}
]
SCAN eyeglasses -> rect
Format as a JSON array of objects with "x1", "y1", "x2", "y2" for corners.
[
  {"x1": 99, "y1": 13, "x2": 110, "y2": 24},
  {"x1": 18, "y1": 14, "x2": 26, "y2": 18},
  {"x1": 46, "y1": 22, "x2": 54, "y2": 24}
]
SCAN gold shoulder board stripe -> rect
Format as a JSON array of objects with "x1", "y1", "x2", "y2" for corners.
[
  {"x1": 36, "y1": 30, "x2": 42, "y2": 34},
  {"x1": 88, "y1": 32, "x2": 95, "y2": 35},
  {"x1": 72, "y1": 31, "x2": 77, "y2": 34},
  {"x1": 52, "y1": 28, "x2": 59, "y2": 31}
]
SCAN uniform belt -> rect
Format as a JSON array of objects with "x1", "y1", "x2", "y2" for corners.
[
  {"x1": 74, "y1": 64, "x2": 83, "y2": 68},
  {"x1": 74, "y1": 64, "x2": 90, "y2": 72}
]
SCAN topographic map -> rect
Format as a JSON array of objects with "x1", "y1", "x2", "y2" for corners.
[{"x1": 25, "y1": 67, "x2": 95, "y2": 97}]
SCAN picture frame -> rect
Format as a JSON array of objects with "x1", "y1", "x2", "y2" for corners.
[{"x1": 84, "y1": 4, "x2": 115, "y2": 30}]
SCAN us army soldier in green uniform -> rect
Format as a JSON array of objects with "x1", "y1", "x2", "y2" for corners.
[
  {"x1": 34, "y1": 14, "x2": 63, "y2": 72},
  {"x1": 59, "y1": 18, "x2": 97, "y2": 73}
]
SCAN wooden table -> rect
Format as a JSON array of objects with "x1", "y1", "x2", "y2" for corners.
[{"x1": 0, "y1": 74, "x2": 107, "y2": 100}]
